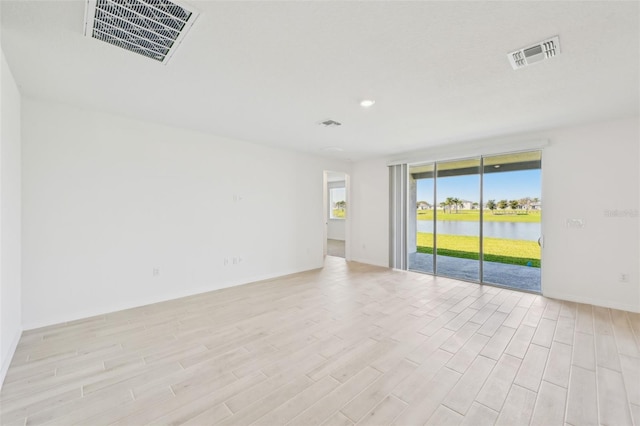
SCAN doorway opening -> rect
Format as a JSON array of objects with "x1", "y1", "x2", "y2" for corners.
[{"x1": 324, "y1": 171, "x2": 348, "y2": 259}]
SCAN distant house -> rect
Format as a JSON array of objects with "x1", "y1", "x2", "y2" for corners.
[
  {"x1": 460, "y1": 200, "x2": 475, "y2": 210},
  {"x1": 530, "y1": 201, "x2": 542, "y2": 210},
  {"x1": 417, "y1": 201, "x2": 431, "y2": 210}
]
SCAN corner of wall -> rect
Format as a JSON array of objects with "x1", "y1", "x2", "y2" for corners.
[
  {"x1": 1, "y1": 47, "x2": 23, "y2": 389},
  {"x1": 0, "y1": 328, "x2": 23, "y2": 389}
]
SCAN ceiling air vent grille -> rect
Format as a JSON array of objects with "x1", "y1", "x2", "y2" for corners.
[
  {"x1": 319, "y1": 119, "x2": 342, "y2": 127},
  {"x1": 84, "y1": 0, "x2": 198, "y2": 64},
  {"x1": 508, "y1": 36, "x2": 560, "y2": 70}
]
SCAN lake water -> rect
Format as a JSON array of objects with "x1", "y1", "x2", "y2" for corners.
[{"x1": 417, "y1": 220, "x2": 540, "y2": 241}]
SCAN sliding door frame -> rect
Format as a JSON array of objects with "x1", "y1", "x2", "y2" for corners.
[{"x1": 405, "y1": 149, "x2": 543, "y2": 293}]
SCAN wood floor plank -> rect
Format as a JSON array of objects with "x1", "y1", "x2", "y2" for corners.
[
  {"x1": 469, "y1": 303, "x2": 499, "y2": 326},
  {"x1": 595, "y1": 332, "x2": 622, "y2": 372},
  {"x1": 611, "y1": 310, "x2": 640, "y2": 358},
  {"x1": 425, "y1": 404, "x2": 463, "y2": 425},
  {"x1": 597, "y1": 366, "x2": 633, "y2": 425},
  {"x1": 80, "y1": 386, "x2": 175, "y2": 425},
  {"x1": 440, "y1": 322, "x2": 481, "y2": 354},
  {"x1": 290, "y1": 367, "x2": 381, "y2": 426},
  {"x1": 321, "y1": 412, "x2": 354, "y2": 426},
  {"x1": 329, "y1": 340, "x2": 396, "y2": 383},
  {"x1": 575, "y1": 304, "x2": 594, "y2": 334},
  {"x1": 504, "y1": 324, "x2": 536, "y2": 359},
  {"x1": 619, "y1": 354, "x2": 640, "y2": 406},
  {"x1": 442, "y1": 355, "x2": 496, "y2": 415},
  {"x1": 355, "y1": 395, "x2": 407, "y2": 426},
  {"x1": 392, "y1": 349, "x2": 451, "y2": 403},
  {"x1": 513, "y1": 343, "x2": 549, "y2": 392},
  {"x1": 475, "y1": 354, "x2": 521, "y2": 412},
  {"x1": 0, "y1": 257, "x2": 635, "y2": 426},
  {"x1": 572, "y1": 331, "x2": 596, "y2": 370},
  {"x1": 340, "y1": 359, "x2": 417, "y2": 423},
  {"x1": 553, "y1": 315, "x2": 576, "y2": 346},
  {"x1": 479, "y1": 325, "x2": 516, "y2": 360},
  {"x1": 477, "y1": 311, "x2": 508, "y2": 337},
  {"x1": 405, "y1": 328, "x2": 455, "y2": 365},
  {"x1": 226, "y1": 363, "x2": 324, "y2": 413},
  {"x1": 494, "y1": 384, "x2": 537, "y2": 426},
  {"x1": 530, "y1": 380, "x2": 567, "y2": 426},
  {"x1": 631, "y1": 403, "x2": 640, "y2": 426},
  {"x1": 565, "y1": 365, "x2": 598, "y2": 426},
  {"x1": 253, "y1": 376, "x2": 340, "y2": 426},
  {"x1": 0, "y1": 388, "x2": 81, "y2": 425},
  {"x1": 460, "y1": 402, "x2": 498, "y2": 426},
  {"x1": 543, "y1": 341, "x2": 572, "y2": 388},
  {"x1": 392, "y1": 367, "x2": 462, "y2": 426},
  {"x1": 446, "y1": 333, "x2": 490, "y2": 373},
  {"x1": 179, "y1": 403, "x2": 233, "y2": 426},
  {"x1": 218, "y1": 376, "x2": 315, "y2": 426},
  {"x1": 531, "y1": 318, "x2": 557, "y2": 348},
  {"x1": 27, "y1": 386, "x2": 133, "y2": 425},
  {"x1": 502, "y1": 306, "x2": 528, "y2": 329}
]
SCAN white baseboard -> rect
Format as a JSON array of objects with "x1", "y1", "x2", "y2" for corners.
[
  {"x1": 1, "y1": 328, "x2": 23, "y2": 390},
  {"x1": 542, "y1": 290, "x2": 640, "y2": 313},
  {"x1": 350, "y1": 255, "x2": 389, "y2": 269},
  {"x1": 22, "y1": 265, "x2": 323, "y2": 331}
]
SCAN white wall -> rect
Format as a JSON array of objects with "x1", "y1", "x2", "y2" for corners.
[
  {"x1": 351, "y1": 117, "x2": 640, "y2": 312},
  {"x1": 541, "y1": 117, "x2": 639, "y2": 312},
  {"x1": 350, "y1": 158, "x2": 389, "y2": 267},
  {"x1": 21, "y1": 98, "x2": 350, "y2": 329},
  {"x1": 0, "y1": 50, "x2": 22, "y2": 386}
]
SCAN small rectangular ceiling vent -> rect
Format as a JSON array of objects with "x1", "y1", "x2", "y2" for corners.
[
  {"x1": 83, "y1": 0, "x2": 198, "y2": 64},
  {"x1": 319, "y1": 119, "x2": 342, "y2": 127},
  {"x1": 508, "y1": 36, "x2": 560, "y2": 70}
]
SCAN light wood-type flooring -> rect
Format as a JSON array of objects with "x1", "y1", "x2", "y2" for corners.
[{"x1": 1, "y1": 257, "x2": 639, "y2": 425}]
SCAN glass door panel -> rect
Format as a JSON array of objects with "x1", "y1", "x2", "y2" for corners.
[
  {"x1": 408, "y1": 163, "x2": 435, "y2": 273},
  {"x1": 482, "y1": 151, "x2": 542, "y2": 291},
  {"x1": 435, "y1": 158, "x2": 481, "y2": 282}
]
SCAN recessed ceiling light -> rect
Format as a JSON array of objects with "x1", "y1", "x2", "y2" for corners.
[
  {"x1": 494, "y1": 165, "x2": 501, "y2": 168},
  {"x1": 360, "y1": 99, "x2": 376, "y2": 108}
]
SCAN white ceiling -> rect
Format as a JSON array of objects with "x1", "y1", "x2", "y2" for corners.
[{"x1": 2, "y1": 1, "x2": 638, "y2": 161}]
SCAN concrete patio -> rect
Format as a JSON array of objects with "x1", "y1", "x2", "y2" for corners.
[{"x1": 408, "y1": 252, "x2": 541, "y2": 292}]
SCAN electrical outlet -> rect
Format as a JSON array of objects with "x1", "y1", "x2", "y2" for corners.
[
  {"x1": 224, "y1": 258, "x2": 229, "y2": 266},
  {"x1": 566, "y1": 219, "x2": 584, "y2": 229},
  {"x1": 619, "y1": 273, "x2": 629, "y2": 283},
  {"x1": 153, "y1": 267, "x2": 160, "y2": 277}
]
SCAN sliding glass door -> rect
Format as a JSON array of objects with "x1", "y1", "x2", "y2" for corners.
[
  {"x1": 435, "y1": 159, "x2": 481, "y2": 281},
  {"x1": 408, "y1": 151, "x2": 542, "y2": 293},
  {"x1": 408, "y1": 164, "x2": 435, "y2": 273},
  {"x1": 482, "y1": 152, "x2": 542, "y2": 291}
]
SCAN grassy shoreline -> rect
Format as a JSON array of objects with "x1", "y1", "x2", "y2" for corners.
[
  {"x1": 416, "y1": 232, "x2": 540, "y2": 268},
  {"x1": 417, "y1": 209, "x2": 541, "y2": 223},
  {"x1": 416, "y1": 246, "x2": 540, "y2": 268}
]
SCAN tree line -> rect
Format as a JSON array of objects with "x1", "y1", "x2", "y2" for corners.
[
  {"x1": 486, "y1": 197, "x2": 540, "y2": 213},
  {"x1": 418, "y1": 197, "x2": 540, "y2": 213}
]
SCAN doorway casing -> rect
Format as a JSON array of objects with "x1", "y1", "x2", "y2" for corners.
[{"x1": 323, "y1": 171, "x2": 351, "y2": 261}]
